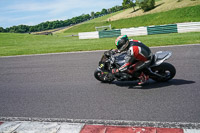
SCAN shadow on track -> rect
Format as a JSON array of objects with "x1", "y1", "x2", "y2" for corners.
[{"x1": 111, "y1": 79, "x2": 195, "y2": 89}]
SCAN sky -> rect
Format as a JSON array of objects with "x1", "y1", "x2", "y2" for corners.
[{"x1": 0, "y1": 0, "x2": 122, "y2": 28}]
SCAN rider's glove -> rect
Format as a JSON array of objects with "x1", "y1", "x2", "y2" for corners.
[{"x1": 113, "y1": 49, "x2": 120, "y2": 53}]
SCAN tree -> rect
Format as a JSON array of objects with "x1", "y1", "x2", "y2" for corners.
[
  {"x1": 130, "y1": 0, "x2": 137, "y2": 11},
  {"x1": 29, "y1": 26, "x2": 35, "y2": 32},
  {"x1": 91, "y1": 12, "x2": 95, "y2": 19},
  {"x1": 122, "y1": 0, "x2": 134, "y2": 9},
  {"x1": 64, "y1": 19, "x2": 72, "y2": 26},
  {"x1": 101, "y1": 8, "x2": 108, "y2": 15},
  {"x1": 0, "y1": 27, "x2": 4, "y2": 32},
  {"x1": 94, "y1": 12, "x2": 101, "y2": 18},
  {"x1": 138, "y1": 0, "x2": 155, "y2": 12},
  {"x1": 16, "y1": 25, "x2": 29, "y2": 33},
  {"x1": 110, "y1": 7, "x2": 116, "y2": 13}
]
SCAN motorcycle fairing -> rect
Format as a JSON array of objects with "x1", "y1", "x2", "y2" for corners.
[
  {"x1": 114, "y1": 52, "x2": 127, "y2": 66},
  {"x1": 151, "y1": 51, "x2": 172, "y2": 67}
]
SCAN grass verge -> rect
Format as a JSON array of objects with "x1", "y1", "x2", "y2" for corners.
[
  {"x1": 0, "y1": 32, "x2": 200, "y2": 56},
  {"x1": 63, "y1": 5, "x2": 200, "y2": 35}
]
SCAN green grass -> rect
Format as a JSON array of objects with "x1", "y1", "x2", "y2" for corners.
[
  {"x1": 64, "y1": 5, "x2": 200, "y2": 35},
  {"x1": 0, "y1": 32, "x2": 200, "y2": 56}
]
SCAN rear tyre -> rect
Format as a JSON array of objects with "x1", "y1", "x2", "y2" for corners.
[{"x1": 150, "y1": 62, "x2": 176, "y2": 82}]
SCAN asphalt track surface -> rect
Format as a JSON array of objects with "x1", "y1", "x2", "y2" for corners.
[{"x1": 0, "y1": 44, "x2": 200, "y2": 124}]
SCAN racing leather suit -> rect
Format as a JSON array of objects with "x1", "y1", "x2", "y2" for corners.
[{"x1": 118, "y1": 40, "x2": 152, "y2": 75}]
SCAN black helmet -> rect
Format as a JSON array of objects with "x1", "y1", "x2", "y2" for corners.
[{"x1": 115, "y1": 35, "x2": 129, "y2": 52}]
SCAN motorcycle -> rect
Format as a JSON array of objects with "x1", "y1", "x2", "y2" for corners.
[{"x1": 94, "y1": 49, "x2": 176, "y2": 83}]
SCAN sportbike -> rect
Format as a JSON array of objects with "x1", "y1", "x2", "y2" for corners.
[{"x1": 94, "y1": 50, "x2": 176, "y2": 83}]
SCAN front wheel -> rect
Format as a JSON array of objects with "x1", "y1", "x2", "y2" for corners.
[
  {"x1": 150, "y1": 62, "x2": 176, "y2": 82},
  {"x1": 94, "y1": 69, "x2": 115, "y2": 83}
]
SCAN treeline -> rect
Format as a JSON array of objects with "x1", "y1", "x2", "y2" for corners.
[{"x1": 0, "y1": 6, "x2": 123, "y2": 33}]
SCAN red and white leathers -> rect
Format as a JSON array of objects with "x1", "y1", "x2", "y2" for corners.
[{"x1": 118, "y1": 40, "x2": 152, "y2": 75}]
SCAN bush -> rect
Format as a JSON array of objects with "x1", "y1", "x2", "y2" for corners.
[{"x1": 139, "y1": 0, "x2": 155, "y2": 12}]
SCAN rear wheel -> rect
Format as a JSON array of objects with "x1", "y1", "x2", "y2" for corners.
[
  {"x1": 150, "y1": 62, "x2": 176, "y2": 82},
  {"x1": 94, "y1": 70, "x2": 115, "y2": 83}
]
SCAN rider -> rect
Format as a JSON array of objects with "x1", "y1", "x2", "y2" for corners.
[{"x1": 112, "y1": 35, "x2": 152, "y2": 85}]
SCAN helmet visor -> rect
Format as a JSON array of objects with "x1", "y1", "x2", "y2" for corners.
[{"x1": 118, "y1": 41, "x2": 129, "y2": 52}]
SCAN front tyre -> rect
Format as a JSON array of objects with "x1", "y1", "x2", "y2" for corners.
[
  {"x1": 94, "y1": 69, "x2": 115, "y2": 83},
  {"x1": 150, "y1": 62, "x2": 176, "y2": 82}
]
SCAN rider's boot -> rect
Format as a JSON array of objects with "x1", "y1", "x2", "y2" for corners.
[{"x1": 138, "y1": 72, "x2": 149, "y2": 85}]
